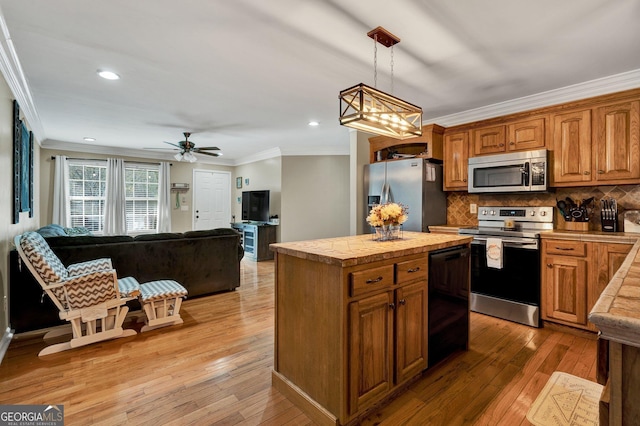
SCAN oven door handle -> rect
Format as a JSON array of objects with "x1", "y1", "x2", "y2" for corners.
[{"x1": 470, "y1": 237, "x2": 538, "y2": 250}]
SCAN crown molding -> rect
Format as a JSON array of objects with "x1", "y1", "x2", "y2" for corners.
[
  {"x1": 0, "y1": 8, "x2": 44, "y2": 140},
  {"x1": 424, "y1": 69, "x2": 640, "y2": 127},
  {"x1": 279, "y1": 144, "x2": 350, "y2": 157},
  {"x1": 41, "y1": 139, "x2": 235, "y2": 166},
  {"x1": 234, "y1": 147, "x2": 282, "y2": 166}
]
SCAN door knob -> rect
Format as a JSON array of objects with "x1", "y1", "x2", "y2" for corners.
[{"x1": 399, "y1": 299, "x2": 406, "y2": 305}]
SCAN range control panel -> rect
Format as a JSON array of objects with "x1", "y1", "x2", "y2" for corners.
[{"x1": 478, "y1": 206, "x2": 554, "y2": 224}]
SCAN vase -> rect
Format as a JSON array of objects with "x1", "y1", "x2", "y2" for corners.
[{"x1": 373, "y1": 224, "x2": 402, "y2": 241}]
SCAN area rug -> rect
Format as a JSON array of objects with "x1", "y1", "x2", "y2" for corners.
[{"x1": 526, "y1": 371, "x2": 603, "y2": 426}]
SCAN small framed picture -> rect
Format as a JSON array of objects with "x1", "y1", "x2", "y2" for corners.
[{"x1": 236, "y1": 177, "x2": 242, "y2": 189}]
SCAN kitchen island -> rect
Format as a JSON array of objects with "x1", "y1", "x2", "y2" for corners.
[
  {"x1": 589, "y1": 239, "x2": 640, "y2": 425},
  {"x1": 270, "y1": 232, "x2": 473, "y2": 426}
]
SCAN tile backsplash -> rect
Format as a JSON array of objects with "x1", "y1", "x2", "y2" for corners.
[{"x1": 446, "y1": 184, "x2": 640, "y2": 230}]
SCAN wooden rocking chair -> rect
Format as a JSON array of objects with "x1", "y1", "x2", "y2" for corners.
[{"x1": 15, "y1": 232, "x2": 138, "y2": 356}]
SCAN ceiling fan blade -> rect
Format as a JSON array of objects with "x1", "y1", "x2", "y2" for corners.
[
  {"x1": 163, "y1": 141, "x2": 181, "y2": 148},
  {"x1": 194, "y1": 146, "x2": 220, "y2": 151},
  {"x1": 195, "y1": 150, "x2": 220, "y2": 157},
  {"x1": 144, "y1": 147, "x2": 179, "y2": 151}
]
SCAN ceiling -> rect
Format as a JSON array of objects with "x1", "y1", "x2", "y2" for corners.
[{"x1": 0, "y1": 0, "x2": 639, "y2": 165}]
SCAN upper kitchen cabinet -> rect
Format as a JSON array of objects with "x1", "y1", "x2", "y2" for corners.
[
  {"x1": 368, "y1": 124, "x2": 444, "y2": 163},
  {"x1": 551, "y1": 99, "x2": 640, "y2": 186},
  {"x1": 472, "y1": 117, "x2": 545, "y2": 156},
  {"x1": 443, "y1": 131, "x2": 469, "y2": 191},
  {"x1": 593, "y1": 100, "x2": 640, "y2": 182},
  {"x1": 552, "y1": 109, "x2": 592, "y2": 184}
]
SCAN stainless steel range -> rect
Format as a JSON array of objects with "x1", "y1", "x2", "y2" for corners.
[{"x1": 459, "y1": 206, "x2": 554, "y2": 327}]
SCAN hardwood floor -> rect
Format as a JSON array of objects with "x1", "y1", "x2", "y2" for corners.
[{"x1": 0, "y1": 259, "x2": 597, "y2": 425}]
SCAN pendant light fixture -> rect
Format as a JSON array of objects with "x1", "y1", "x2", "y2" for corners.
[{"x1": 339, "y1": 26, "x2": 422, "y2": 139}]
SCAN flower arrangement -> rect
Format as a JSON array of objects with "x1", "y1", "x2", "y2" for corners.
[{"x1": 366, "y1": 202, "x2": 408, "y2": 227}]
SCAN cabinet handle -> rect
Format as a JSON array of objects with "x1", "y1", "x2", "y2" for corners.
[
  {"x1": 463, "y1": 179, "x2": 467, "y2": 182},
  {"x1": 509, "y1": 142, "x2": 515, "y2": 145},
  {"x1": 407, "y1": 267, "x2": 421, "y2": 273},
  {"x1": 499, "y1": 143, "x2": 505, "y2": 147},
  {"x1": 547, "y1": 263, "x2": 553, "y2": 268},
  {"x1": 366, "y1": 276, "x2": 383, "y2": 284},
  {"x1": 598, "y1": 170, "x2": 604, "y2": 174},
  {"x1": 399, "y1": 299, "x2": 406, "y2": 305},
  {"x1": 554, "y1": 247, "x2": 574, "y2": 251},
  {"x1": 583, "y1": 171, "x2": 590, "y2": 175},
  {"x1": 389, "y1": 303, "x2": 395, "y2": 310}
]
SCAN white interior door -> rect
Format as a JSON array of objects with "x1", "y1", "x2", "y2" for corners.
[{"x1": 193, "y1": 170, "x2": 231, "y2": 230}]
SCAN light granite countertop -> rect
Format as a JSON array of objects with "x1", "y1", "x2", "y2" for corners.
[
  {"x1": 541, "y1": 230, "x2": 640, "y2": 244},
  {"x1": 270, "y1": 232, "x2": 473, "y2": 267},
  {"x1": 589, "y1": 239, "x2": 640, "y2": 347}
]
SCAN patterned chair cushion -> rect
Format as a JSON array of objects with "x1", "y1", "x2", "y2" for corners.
[
  {"x1": 20, "y1": 231, "x2": 69, "y2": 303},
  {"x1": 64, "y1": 270, "x2": 118, "y2": 310},
  {"x1": 140, "y1": 280, "x2": 188, "y2": 302},
  {"x1": 67, "y1": 258, "x2": 113, "y2": 276},
  {"x1": 118, "y1": 276, "x2": 141, "y2": 298}
]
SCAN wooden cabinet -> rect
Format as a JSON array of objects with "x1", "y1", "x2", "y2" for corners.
[
  {"x1": 594, "y1": 100, "x2": 640, "y2": 181},
  {"x1": 542, "y1": 239, "x2": 632, "y2": 331},
  {"x1": 349, "y1": 290, "x2": 394, "y2": 413},
  {"x1": 551, "y1": 100, "x2": 640, "y2": 186},
  {"x1": 552, "y1": 109, "x2": 593, "y2": 184},
  {"x1": 368, "y1": 124, "x2": 444, "y2": 163},
  {"x1": 472, "y1": 117, "x2": 545, "y2": 156},
  {"x1": 348, "y1": 259, "x2": 428, "y2": 415},
  {"x1": 443, "y1": 131, "x2": 469, "y2": 190},
  {"x1": 543, "y1": 240, "x2": 590, "y2": 327}
]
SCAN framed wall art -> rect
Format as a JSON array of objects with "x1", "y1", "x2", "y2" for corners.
[{"x1": 236, "y1": 177, "x2": 242, "y2": 189}]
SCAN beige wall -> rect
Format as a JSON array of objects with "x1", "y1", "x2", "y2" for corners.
[
  {"x1": 350, "y1": 130, "x2": 372, "y2": 236},
  {"x1": 0, "y1": 83, "x2": 40, "y2": 332},
  {"x1": 281, "y1": 155, "x2": 350, "y2": 242},
  {"x1": 233, "y1": 157, "x2": 282, "y2": 239},
  {"x1": 39, "y1": 148, "x2": 233, "y2": 233}
]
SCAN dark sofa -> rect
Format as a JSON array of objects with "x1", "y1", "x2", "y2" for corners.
[{"x1": 10, "y1": 228, "x2": 244, "y2": 333}]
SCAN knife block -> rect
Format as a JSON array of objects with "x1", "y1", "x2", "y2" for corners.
[
  {"x1": 601, "y1": 215, "x2": 617, "y2": 232},
  {"x1": 563, "y1": 221, "x2": 589, "y2": 231}
]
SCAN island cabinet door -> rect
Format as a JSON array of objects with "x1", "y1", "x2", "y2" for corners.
[
  {"x1": 349, "y1": 290, "x2": 394, "y2": 416},
  {"x1": 395, "y1": 281, "x2": 428, "y2": 384}
]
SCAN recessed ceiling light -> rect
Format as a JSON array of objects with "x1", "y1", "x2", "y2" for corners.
[
  {"x1": 83, "y1": 137, "x2": 96, "y2": 142},
  {"x1": 308, "y1": 121, "x2": 319, "y2": 126},
  {"x1": 97, "y1": 70, "x2": 120, "y2": 80}
]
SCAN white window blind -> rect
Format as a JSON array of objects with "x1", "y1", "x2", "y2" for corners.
[
  {"x1": 67, "y1": 160, "x2": 160, "y2": 234},
  {"x1": 68, "y1": 160, "x2": 107, "y2": 233},
  {"x1": 125, "y1": 163, "x2": 159, "y2": 233}
]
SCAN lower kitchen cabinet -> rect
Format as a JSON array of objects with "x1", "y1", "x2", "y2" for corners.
[
  {"x1": 348, "y1": 264, "x2": 428, "y2": 415},
  {"x1": 542, "y1": 239, "x2": 632, "y2": 331}
]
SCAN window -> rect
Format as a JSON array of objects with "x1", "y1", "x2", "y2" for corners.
[
  {"x1": 125, "y1": 163, "x2": 159, "y2": 233},
  {"x1": 68, "y1": 160, "x2": 107, "y2": 233},
  {"x1": 67, "y1": 160, "x2": 160, "y2": 234}
]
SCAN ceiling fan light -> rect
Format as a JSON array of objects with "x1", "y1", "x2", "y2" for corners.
[
  {"x1": 184, "y1": 152, "x2": 197, "y2": 163},
  {"x1": 174, "y1": 152, "x2": 183, "y2": 161}
]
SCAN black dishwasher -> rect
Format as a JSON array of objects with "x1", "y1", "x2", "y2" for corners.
[{"x1": 428, "y1": 245, "x2": 470, "y2": 367}]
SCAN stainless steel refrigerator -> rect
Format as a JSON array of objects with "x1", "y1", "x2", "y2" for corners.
[{"x1": 364, "y1": 158, "x2": 446, "y2": 233}]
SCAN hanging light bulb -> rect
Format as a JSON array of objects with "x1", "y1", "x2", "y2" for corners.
[{"x1": 339, "y1": 26, "x2": 422, "y2": 139}]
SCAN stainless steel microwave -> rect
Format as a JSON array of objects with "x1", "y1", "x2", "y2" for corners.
[{"x1": 468, "y1": 149, "x2": 548, "y2": 193}]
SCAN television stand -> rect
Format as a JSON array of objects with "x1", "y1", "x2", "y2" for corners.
[{"x1": 231, "y1": 222, "x2": 276, "y2": 261}]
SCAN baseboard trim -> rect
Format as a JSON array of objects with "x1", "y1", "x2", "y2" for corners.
[{"x1": 0, "y1": 327, "x2": 15, "y2": 365}]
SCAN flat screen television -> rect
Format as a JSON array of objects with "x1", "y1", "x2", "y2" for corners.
[{"x1": 241, "y1": 190, "x2": 270, "y2": 222}]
